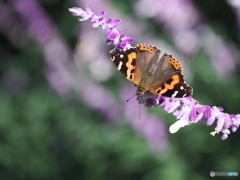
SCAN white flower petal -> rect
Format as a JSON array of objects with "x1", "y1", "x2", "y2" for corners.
[{"x1": 169, "y1": 120, "x2": 187, "y2": 134}]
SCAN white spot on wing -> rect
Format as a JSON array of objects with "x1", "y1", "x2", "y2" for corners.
[
  {"x1": 117, "y1": 61, "x2": 123, "y2": 70},
  {"x1": 111, "y1": 56, "x2": 115, "y2": 61},
  {"x1": 180, "y1": 86, "x2": 184, "y2": 90},
  {"x1": 120, "y1": 54, "x2": 124, "y2": 58},
  {"x1": 172, "y1": 91, "x2": 178, "y2": 98},
  {"x1": 183, "y1": 94, "x2": 187, "y2": 97}
]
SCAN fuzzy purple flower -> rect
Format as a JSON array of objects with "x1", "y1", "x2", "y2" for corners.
[
  {"x1": 69, "y1": 6, "x2": 240, "y2": 140},
  {"x1": 69, "y1": 7, "x2": 134, "y2": 50}
]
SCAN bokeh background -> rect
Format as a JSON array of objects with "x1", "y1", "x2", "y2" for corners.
[{"x1": 1, "y1": 0, "x2": 240, "y2": 179}]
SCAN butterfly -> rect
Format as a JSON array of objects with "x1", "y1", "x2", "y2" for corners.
[{"x1": 110, "y1": 43, "x2": 193, "y2": 99}]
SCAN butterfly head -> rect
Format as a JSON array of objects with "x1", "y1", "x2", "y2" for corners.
[{"x1": 136, "y1": 87, "x2": 146, "y2": 100}]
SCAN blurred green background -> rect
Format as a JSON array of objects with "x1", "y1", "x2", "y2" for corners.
[{"x1": 1, "y1": 0, "x2": 240, "y2": 180}]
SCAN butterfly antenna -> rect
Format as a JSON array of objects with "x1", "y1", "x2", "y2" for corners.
[
  {"x1": 126, "y1": 94, "x2": 136, "y2": 102},
  {"x1": 139, "y1": 103, "x2": 141, "y2": 122}
]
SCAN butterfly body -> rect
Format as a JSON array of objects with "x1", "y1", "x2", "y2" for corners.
[{"x1": 110, "y1": 43, "x2": 193, "y2": 99}]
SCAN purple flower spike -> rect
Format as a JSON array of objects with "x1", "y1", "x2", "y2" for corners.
[
  {"x1": 69, "y1": 6, "x2": 134, "y2": 50},
  {"x1": 69, "y1": 7, "x2": 94, "y2": 21},
  {"x1": 144, "y1": 95, "x2": 239, "y2": 140},
  {"x1": 204, "y1": 106, "x2": 212, "y2": 118},
  {"x1": 189, "y1": 108, "x2": 197, "y2": 120},
  {"x1": 69, "y1": 6, "x2": 240, "y2": 140},
  {"x1": 149, "y1": 95, "x2": 240, "y2": 140},
  {"x1": 221, "y1": 129, "x2": 230, "y2": 140},
  {"x1": 146, "y1": 98, "x2": 159, "y2": 107}
]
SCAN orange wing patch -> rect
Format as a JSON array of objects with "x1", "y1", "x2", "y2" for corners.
[
  {"x1": 126, "y1": 52, "x2": 137, "y2": 80},
  {"x1": 137, "y1": 43, "x2": 146, "y2": 50},
  {"x1": 168, "y1": 57, "x2": 183, "y2": 71},
  {"x1": 155, "y1": 74, "x2": 180, "y2": 95},
  {"x1": 137, "y1": 44, "x2": 159, "y2": 52}
]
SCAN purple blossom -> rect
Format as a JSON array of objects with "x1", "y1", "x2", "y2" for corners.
[
  {"x1": 69, "y1": 6, "x2": 134, "y2": 50},
  {"x1": 145, "y1": 95, "x2": 240, "y2": 140},
  {"x1": 69, "y1": 6, "x2": 240, "y2": 140}
]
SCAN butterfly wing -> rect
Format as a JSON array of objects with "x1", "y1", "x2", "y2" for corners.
[
  {"x1": 148, "y1": 53, "x2": 193, "y2": 98},
  {"x1": 110, "y1": 48, "x2": 141, "y2": 85},
  {"x1": 135, "y1": 44, "x2": 162, "y2": 74}
]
